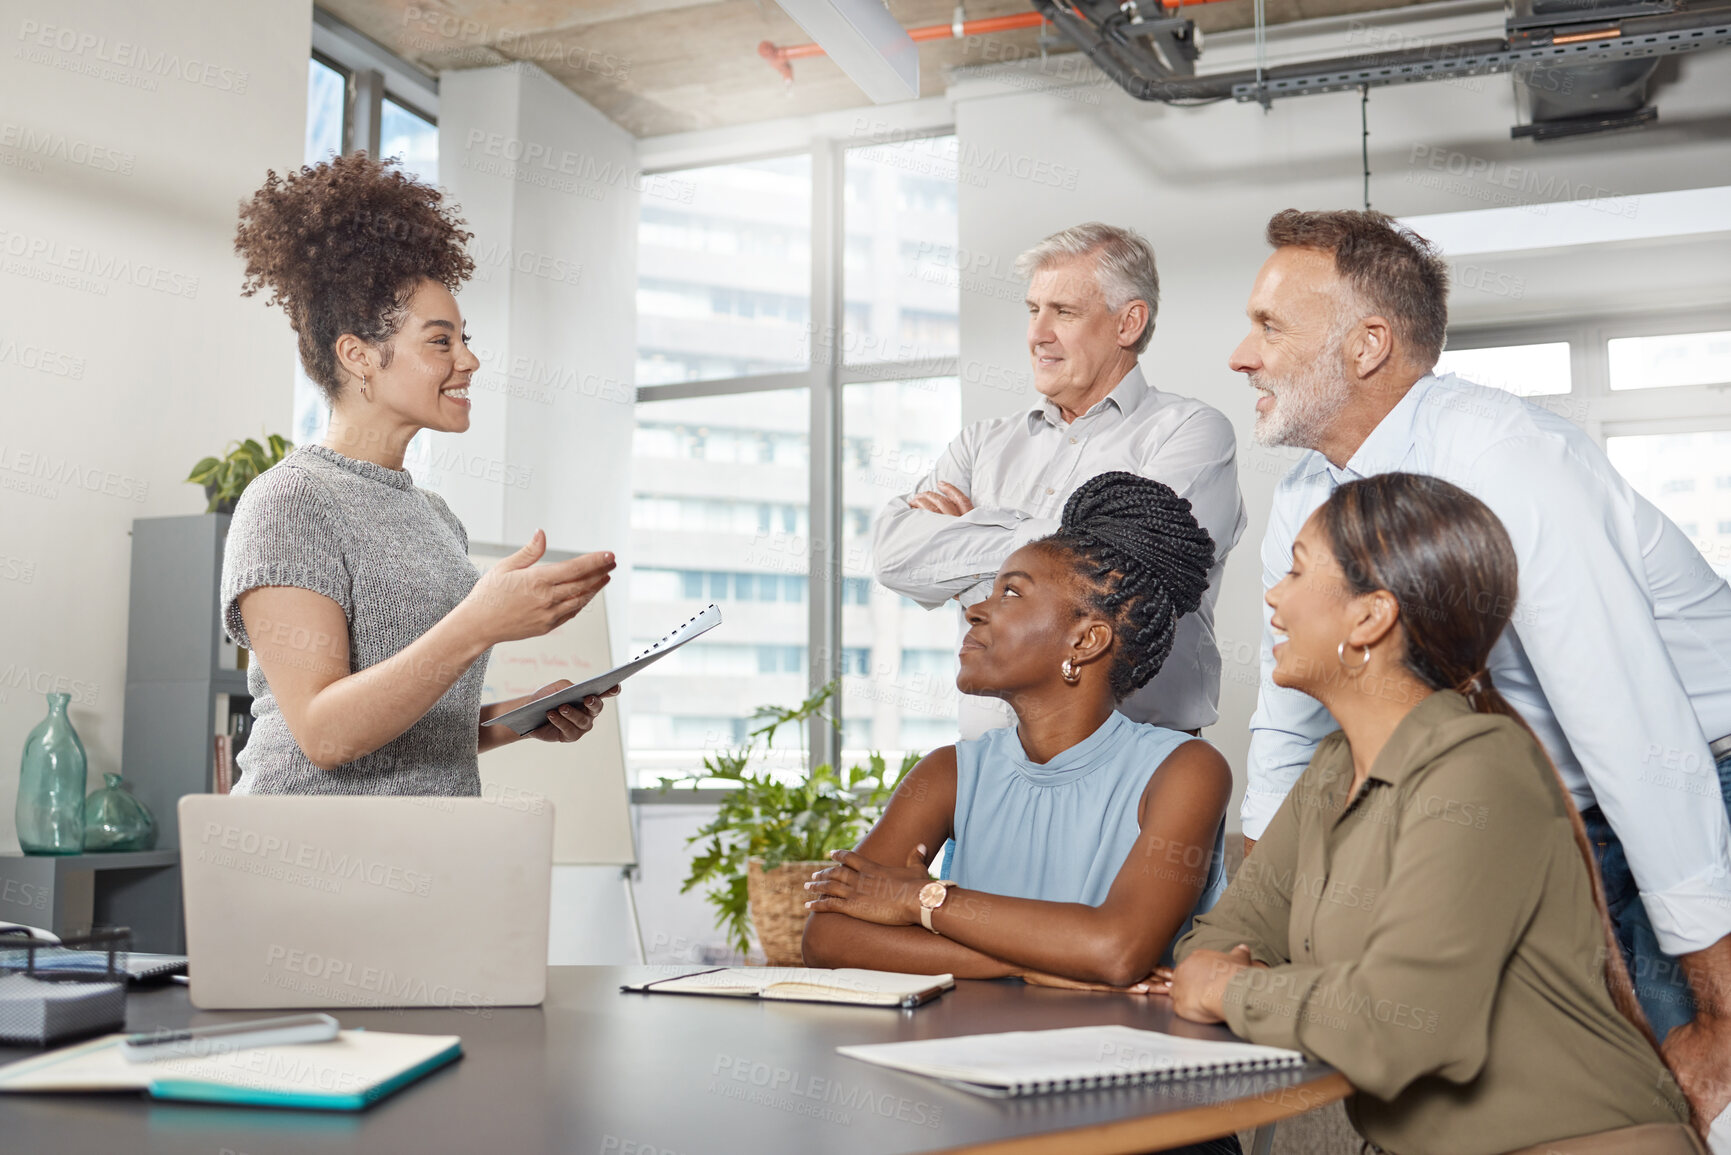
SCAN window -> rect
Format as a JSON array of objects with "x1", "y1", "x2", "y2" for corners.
[
  {"x1": 1433, "y1": 342, "x2": 1571, "y2": 397},
  {"x1": 380, "y1": 98, "x2": 437, "y2": 188},
  {"x1": 631, "y1": 137, "x2": 962, "y2": 783},
  {"x1": 1609, "y1": 331, "x2": 1731, "y2": 391},
  {"x1": 628, "y1": 388, "x2": 810, "y2": 781},
  {"x1": 841, "y1": 377, "x2": 963, "y2": 758},
  {"x1": 306, "y1": 57, "x2": 344, "y2": 166},
  {"x1": 1606, "y1": 430, "x2": 1731, "y2": 580},
  {"x1": 636, "y1": 157, "x2": 812, "y2": 386},
  {"x1": 844, "y1": 136, "x2": 960, "y2": 365}
]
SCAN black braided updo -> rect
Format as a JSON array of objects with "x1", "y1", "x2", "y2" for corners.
[{"x1": 1036, "y1": 471, "x2": 1216, "y2": 700}]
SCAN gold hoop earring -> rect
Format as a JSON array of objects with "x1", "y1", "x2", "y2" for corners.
[
  {"x1": 1061, "y1": 657, "x2": 1081, "y2": 685},
  {"x1": 1337, "y1": 641, "x2": 1371, "y2": 671}
]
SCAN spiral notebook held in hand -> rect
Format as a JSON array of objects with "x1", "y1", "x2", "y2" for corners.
[
  {"x1": 838, "y1": 1025, "x2": 1305, "y2": 1097},
  {"x1": 484, "y1": 604, "x2": 721, "y2": 735},
  {"x1": 621, "y1": 967, "x2": 954, "y2": 1008}
]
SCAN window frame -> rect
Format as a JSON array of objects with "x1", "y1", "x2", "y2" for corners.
[
  {"x1": 634, "y1": 130, "x2": 961, "y2": 766},
  {"x1": 1442, "y1": 306, "x2": 1731, "y2": 445},
  {"x1": 310, "y1": 9, "x2": 439, "y2": 158}
]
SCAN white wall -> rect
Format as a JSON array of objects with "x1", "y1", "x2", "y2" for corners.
[
  {"x1": 430, "y1": 62, "x2": 638, "y2": 651},
  {"x1": 948, "y1": 38, "x2": 1731, "y2": 829},
  {"x1": 0, "y1": 0, "x2": 308, "y2": 849},
  {"x1": 435, "y1": 63, "x2": 642, "y2": 961}
]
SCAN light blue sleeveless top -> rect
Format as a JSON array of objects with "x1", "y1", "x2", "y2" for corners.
[{"x1": 944, "y1": 710, "x2": 1228, "y2": 965}]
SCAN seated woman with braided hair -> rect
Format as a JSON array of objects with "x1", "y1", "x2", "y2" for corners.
[{"x1": 802, "y1": 470, "x2": 1232, "y2": 992}]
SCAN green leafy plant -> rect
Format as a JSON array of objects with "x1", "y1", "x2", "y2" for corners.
[
  {"x1": 660, "y1": 681, "x2": 922, "y2": 956},
  {"x1": 186, "y1": 434, "x2": 293, "y2": 513}
]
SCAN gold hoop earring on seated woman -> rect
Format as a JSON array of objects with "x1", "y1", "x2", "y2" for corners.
[
  {"x1": 1061, "y1": 657, "x2": 1081, "y2": 684},
  {"x1": 1337, "y1": 640, "x2": 1371, "y2": 671}
]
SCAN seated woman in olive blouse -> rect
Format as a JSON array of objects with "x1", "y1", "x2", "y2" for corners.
[
  {"x1": 1165, "y1": 473, "x2": 1699, "y2": 1155},
  {"x1": 220, "y1": 154, "x2": 616, "y2": 795},
  {"x1": 803, "y1": 472, "x2": 1233, "y2": 991}
]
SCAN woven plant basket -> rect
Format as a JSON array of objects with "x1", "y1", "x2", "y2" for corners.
[{"x1": 747, "y1": 857, "x2": 831, "y2": 966}]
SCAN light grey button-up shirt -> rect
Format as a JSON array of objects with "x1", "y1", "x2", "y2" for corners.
[
  {"x1": 1246, "y1": 372, "x2": 1731, "y2": 955},
  {"x1": 872, "y1": 365, "x2": 1247, "y2": 731}
]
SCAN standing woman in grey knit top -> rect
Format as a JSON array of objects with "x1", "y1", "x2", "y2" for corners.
[{"x1": 219, "y1": 153, "x2": 614, "y2": 796}]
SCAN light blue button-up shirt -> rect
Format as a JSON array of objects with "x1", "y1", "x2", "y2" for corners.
[{"x1": 1245, "y1": 373, "x2": 1731, "y2": 955}]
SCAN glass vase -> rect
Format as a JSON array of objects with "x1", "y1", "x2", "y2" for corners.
[
  {"x1": 16, "y1": 693, "x2": 88, "y2": 855},
  {"x1": 83, "y1": 773, "x2": 157, "y2": 852}
]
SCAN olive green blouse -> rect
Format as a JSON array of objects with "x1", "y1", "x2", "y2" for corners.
[{"x1": 1176, "y1": 691, "x2": 1687, "y2": 1155}]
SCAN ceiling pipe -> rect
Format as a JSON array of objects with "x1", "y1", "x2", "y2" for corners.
[
  {"x1": 760, "y1": 11, "x2": 1054, "y2": 82},
  {"x1": 759, "y1": 3, "x2": 1251, "y2": 81}
]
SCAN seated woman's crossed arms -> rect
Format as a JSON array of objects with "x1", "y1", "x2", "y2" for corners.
[{"x1": 802, "y1": 471, "x2": 1232, "y2": 989}]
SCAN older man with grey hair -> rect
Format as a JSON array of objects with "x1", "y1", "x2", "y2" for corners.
[{"x1": 873, "y1": 222, "x2": 1246, "y2": 739}]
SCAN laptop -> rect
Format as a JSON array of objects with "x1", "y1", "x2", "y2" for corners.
[{"x1": 178, "y1": 795, "x2": 553, "y2": 1011}]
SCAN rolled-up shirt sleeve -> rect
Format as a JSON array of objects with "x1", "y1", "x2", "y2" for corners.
[
  {"x1": 873, "y1": 426, "x2": 1057, "y2": 609},
  {"x1": 1471, "y1": 436, "x2": 1731, "y2": 955},
  {"x1": 1243, "y1": 476, "x2": 1336, "y2": 839}
]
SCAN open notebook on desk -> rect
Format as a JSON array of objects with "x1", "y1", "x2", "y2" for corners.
[
  {"x1": 620, "y1": 967, "x2": 954, "y2": 1008},
  {"x1": 0, "y1": 1029, "x2": 461, "y2": 1110},
  {"x1": 839, "y1": 1024, "x2": 1305, "y2": 1097}
]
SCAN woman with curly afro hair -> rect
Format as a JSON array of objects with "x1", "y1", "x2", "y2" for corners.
[{"x1": 218, "y1": 153, "x2": 615, "y2": 796}]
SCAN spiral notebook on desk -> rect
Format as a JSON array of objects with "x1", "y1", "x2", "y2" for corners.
[{"x1": 838, "y1": 1025, "x2": 1304, "y2": 1098}]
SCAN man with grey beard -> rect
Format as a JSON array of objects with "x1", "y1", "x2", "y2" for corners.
[{"x1": 1235, "y1": 208, "x2": 1731, "y2": 1133}]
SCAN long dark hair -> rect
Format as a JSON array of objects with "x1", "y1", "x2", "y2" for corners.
[{"x1": 1318, "y1": 473, "x2": 1678, "y2": 1090}]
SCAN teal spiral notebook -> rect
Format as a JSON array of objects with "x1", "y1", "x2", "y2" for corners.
[{"x1": 0, "y1": 1028, "x2": 461, "y2": 1110}]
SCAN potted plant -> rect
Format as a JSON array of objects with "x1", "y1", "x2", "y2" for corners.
[
  {"x1": 185, "y1": 434, "x2": 293, "y2": 514},
  {"x1": 662, "y1": 682, "x2": 921, "y2": 966}
]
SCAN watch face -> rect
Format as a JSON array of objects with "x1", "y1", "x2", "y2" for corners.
[{"x1": 919, "y1": 881, "x2": 948, "y2": 909}]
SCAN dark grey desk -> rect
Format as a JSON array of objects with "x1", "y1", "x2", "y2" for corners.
[{"x1": 0, "y1": 966, "x2": 1349, "y2": 1154}]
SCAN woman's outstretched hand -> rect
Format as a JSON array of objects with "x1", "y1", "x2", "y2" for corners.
[
  {"x1": 803, "y1": 845, "x2": 935, "y2": 926},
  {"x1": 460, "y1": 530, "x2": 614, "y2": 646}
]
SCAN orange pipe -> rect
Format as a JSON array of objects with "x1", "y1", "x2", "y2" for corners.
[
  {"x1": 759, "y1": 5, "x2": 1234, "y2": 81},
  {"x1": 760, "y1": 12, "x2": 1050, "y2": 80}
]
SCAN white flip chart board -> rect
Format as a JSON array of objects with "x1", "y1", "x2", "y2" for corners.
[{"x1": 469, "y1": 544, "x2": 636, "y2": 868}]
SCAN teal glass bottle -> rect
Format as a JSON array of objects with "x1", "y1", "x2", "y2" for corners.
[
  {"x1": 83, "y1": 773, "x2": 157, "y2": 852},
  {"x1": 16, "y1": 693, "x2": 88, "y2": 855}
]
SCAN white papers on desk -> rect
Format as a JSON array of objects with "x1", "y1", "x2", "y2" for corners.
[{"x1": 838, "y1": 1024, "x2": 1305, "y2": 1097}]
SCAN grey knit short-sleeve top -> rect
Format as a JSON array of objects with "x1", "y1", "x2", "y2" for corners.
[{"x1": 219, "y1": 444, "x2": 490, "y2": 796}]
